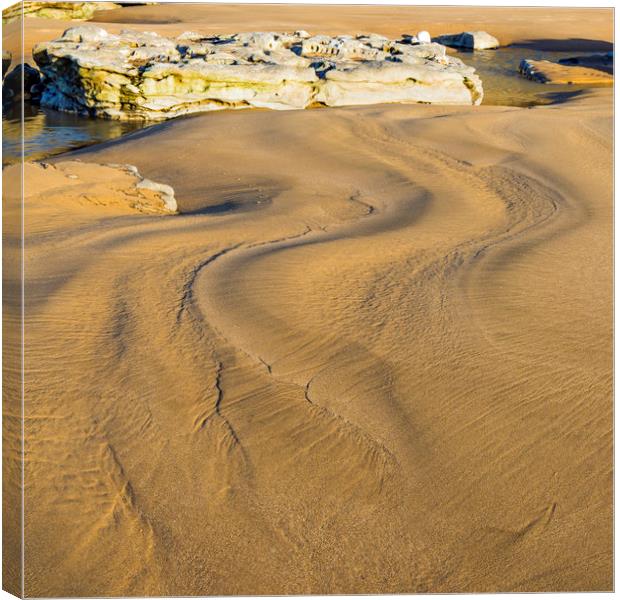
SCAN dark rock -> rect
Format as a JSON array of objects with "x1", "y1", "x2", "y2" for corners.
[
  {"x1": 2, "y1": 51, "x2": 11, "y2": 78},
  {"x1": 2, "y1": 63, "x2": 41, "y2": 106}
]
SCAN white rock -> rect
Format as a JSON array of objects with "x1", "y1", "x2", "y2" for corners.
[
  {"x1": 317, "y1": 60, "x2": 481, "y2": 106},
  {"x1": 60, "y1": 25, "x2": 109, "y2": 43},
  {"x1": 136, "y1": 178, "x2": 177, "y2": 213},
  {"x1": 108, "y1": 163, "x2": 177, "y2": 212},
  {"x1": 33, "y1": 28, "x2": 484, "y2": 120},
  {"x1": 417, "y1": 31, "x2": 431, "y2": 44},
  {"x1": 435, "y1": 31, "x2": 500, "y2": 50}
]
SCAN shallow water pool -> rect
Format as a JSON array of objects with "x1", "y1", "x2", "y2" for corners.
[
  {"x1": 2, "y1": 103, "x2": 148, "y2": 166},
  {"x1": 453, "y1": 46, "x2": 611, "y2": 107}
]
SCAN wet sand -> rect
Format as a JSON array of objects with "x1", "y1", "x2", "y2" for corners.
[{"x1": 2, "y1": 5, "x2": 613, "y2": 596}]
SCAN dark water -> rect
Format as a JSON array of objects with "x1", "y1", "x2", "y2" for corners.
[
  {"x1": 2, "y1": 47, "x2": 610, "y2": 164},
  {"x1": 453, "y1": 46, "x2": 610, "y2": 107},
  {"x1": 2, "y1": 103, "x2": 148, "y2": 166}
]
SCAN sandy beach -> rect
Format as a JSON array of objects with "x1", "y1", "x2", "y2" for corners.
[
  {"x1": 2, "y1": 5, "x2": 614, "y2": 64},
  {"x1": 2, "y1": 4, "x2": 613, "y2": 595}
]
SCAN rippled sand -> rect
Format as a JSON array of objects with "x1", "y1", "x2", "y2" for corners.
[{"x1": 2, "y1": 6, "x2": 613, "y2": 597}]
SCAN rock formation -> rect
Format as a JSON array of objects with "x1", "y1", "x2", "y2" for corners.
[
  {"x1": 32, "y1": 161, "x2": 178, "y2": 214},
  {"x1": 434, "y1": 31, "x2": 500, "y2": 51},
  {"x1": 519, "y1": 58, "x2": 614, "y2": 85},
  {"x1": 3, "y1": 63, "x2": 42, "y2": 108},
  {"x1": 32, "y1": 25, "x2": 484, "y2": 120},
  {"x1": 2, "y1": 2, "x2": 121, "y2": 24}
]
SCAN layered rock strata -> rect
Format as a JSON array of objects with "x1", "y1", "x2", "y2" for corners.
[
  {"x1": 33, "y1": 26, "x2": 484, "y2": 120},
  {"x1": 3, "y1": 2, "x2": 121, "y2": 23}
]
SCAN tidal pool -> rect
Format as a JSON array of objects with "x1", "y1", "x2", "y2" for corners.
[{"x1": 453, "y1": 46, "x2": 611, "y2": 107}]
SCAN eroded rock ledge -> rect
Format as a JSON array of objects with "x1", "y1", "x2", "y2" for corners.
[
  {"x1": 33, "y1": 26, "x2": 483, "y2": 120},
  {"x1": 519, "y1": 57, "x2": 613, "y2": 85},
  {"x1": 31, "y1": 161, "x2": 178, "y2": 214}
]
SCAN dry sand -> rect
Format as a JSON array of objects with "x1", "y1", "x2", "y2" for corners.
[
  {"x1": 2, "y1": 5, "x2": 613, "y2": 596},
  {"x1": 3, "y1": 5, "x2": 614, "y2": 65}
]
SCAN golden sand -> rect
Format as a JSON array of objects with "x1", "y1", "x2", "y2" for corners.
[
  {"x1": 3, "y1": 5, "x2": 613, "y2": 64},
  {"x1": 2, "y1": 5, "x2": 613, "y2": 596}
]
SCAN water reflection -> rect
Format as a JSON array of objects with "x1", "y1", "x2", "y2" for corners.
[{"x1": 2, "y1": 103, "x2": 148, "y2": 165}]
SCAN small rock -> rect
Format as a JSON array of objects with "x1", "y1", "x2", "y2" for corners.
[
  {"x1": 136, "y1": 178, "x2": 177, "y2": 213},
  {"x1": 417, "y1": 31, "x2": 431, "y2": 44},
  {"x1": 435, "y1": 31, "x2": 500, "y2": 50}
]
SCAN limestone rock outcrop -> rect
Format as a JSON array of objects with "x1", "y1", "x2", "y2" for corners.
[
  {"x1": 33, "y1": 26, "x2": 483, "y2": 120},
  {"x1": 3, "y1": 2, "x2": 121, "y2": 23},
  {"x1": 434, "y1": 31, "x2": 499, "y2": 51},
  {"x1": 519, "y1": 58, "x2": 613, "y2": 85}
]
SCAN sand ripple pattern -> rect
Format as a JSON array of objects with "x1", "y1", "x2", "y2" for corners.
[{"x1": 14, "y1": 97, "x2": 612, "y2": 594}]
